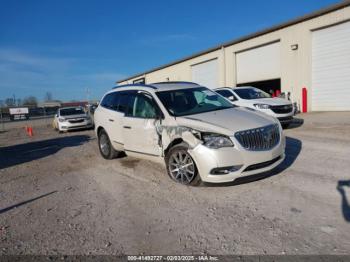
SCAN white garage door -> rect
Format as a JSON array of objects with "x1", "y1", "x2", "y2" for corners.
[
  {"x1": 236, "y1": 42, "x2": 281, "y2": 84},
  {"x1": 312, "y1": 21, "x2": 350, "y2": 111},
  {"x1": 191, "y1": 59, "x2": 219, "y2": 89}
]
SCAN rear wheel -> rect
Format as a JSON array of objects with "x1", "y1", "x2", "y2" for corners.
[
  {"x1": 165, "y1": 143, "x2": 201, "y2": 186},
  {"x1": 98, "y1": 129, "x2": 118, "y2": 159}
]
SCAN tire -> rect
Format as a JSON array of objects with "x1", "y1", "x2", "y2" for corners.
[
  {"x1": 282, "y1": 123, "x2": 290, "y2": 129},
  {"x1": 98, "y1": 129, "x2": 119, "y2": 159},
  {"x1": 165, "y1": 143, "x2": 201, "y2": 186}
]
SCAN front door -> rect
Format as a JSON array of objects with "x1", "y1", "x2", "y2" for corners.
[{"x1": 122, "y1": 92, "x2": 162, "y2": 158}]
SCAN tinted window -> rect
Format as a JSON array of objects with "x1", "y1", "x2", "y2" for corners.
[
  {"x1": 217, "y1": 90, "x2": 233, "y2": 98},
  {"x1": 118, "y1": 93, "x2": 134, "y2": 114},
  {"x1": 156, "y1": 87, "x2": 232, "y2": 117},
  {"x1": 234, "y1": 88, "x2": 271, "y2": 99},
  {"x1": 100, "y1": 93, "x2": 114, "y2": 109},
  {"x1": 60, "y1": 107, "x2": 85, "y2": 116}
]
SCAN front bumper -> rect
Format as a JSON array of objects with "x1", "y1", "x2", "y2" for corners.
[
  {"x1": 277, "y1": 116, "x2": 294, "y2": 124},
  {"x1": 188, "y1": 134, "x2": 286, "y2": 183},
  {"x1": 256, "y1": 108, "x2": 294, "y2": 123},
  {"x1": 59, "y1": 120, "x2": 93, "y2": 131}
]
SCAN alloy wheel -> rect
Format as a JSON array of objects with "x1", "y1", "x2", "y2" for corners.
[{"x1": 168, "y1": 150, "x2": 195, "y2": 184}]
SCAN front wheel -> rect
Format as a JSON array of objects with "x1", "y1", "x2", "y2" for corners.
[{"x1": 165, "y1": 143, "x2": 201, "y2": 186}]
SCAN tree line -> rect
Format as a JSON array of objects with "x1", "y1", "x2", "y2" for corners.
[{"x1": 0, "y1": 92, "x2": 54, "y2": 108}]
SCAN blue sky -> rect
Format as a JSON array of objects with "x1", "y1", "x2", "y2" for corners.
[{"x1": 0, "y1": 0, "x2": 339, "y2": 102}]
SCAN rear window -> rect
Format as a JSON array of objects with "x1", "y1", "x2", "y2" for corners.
[
  {"x1": 217, "y1": 89, "x2": 233, "y2": 98},
  {"x1": 100, "y1": 93, "x2": 120, "y2": 110},
  {"x1": 60, "y1": 107, "x2": 85, "y2": 116},
  {"x1": 118, "y1": 93, "x2": 134, "y2": 114},
  {"x1": 100, "y1": 91, "x2": 138, "y2": 113},
  {"x1": 234, "y1": 88, "x2": 271, "y2": 99}
]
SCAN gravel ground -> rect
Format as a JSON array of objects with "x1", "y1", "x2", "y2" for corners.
[{"x1": 0, "y1": 112, "x2": 349, "y2": 255}]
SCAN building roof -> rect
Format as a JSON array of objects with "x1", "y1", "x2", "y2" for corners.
[{"x1": 117, "y1": 0, "x2": 350, "y2": 84}]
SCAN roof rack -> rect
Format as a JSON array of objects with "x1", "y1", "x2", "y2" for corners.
[
  {"x1": 150, "y1": 81, "x2": 199, "y2": 85},
  {"x1": 112, "y1": 83, "x2": 157, "y2": 89}
]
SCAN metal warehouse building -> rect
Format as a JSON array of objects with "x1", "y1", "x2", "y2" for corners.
[{"x1": 117, "y1": 1, "x2": 350, "y2": 112}]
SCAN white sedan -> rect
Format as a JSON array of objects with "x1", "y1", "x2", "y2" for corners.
[
  {"x1": 216, "y1": 86, "x2": 294, "y2": 128},
  {"x1": 53, "y1": 107, "x2": 93, "y2": 133}
]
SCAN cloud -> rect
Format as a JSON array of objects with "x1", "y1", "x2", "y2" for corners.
[
  {"x1": 0, "y1": 48, "x2": 75, "y2": 70},
  {"x1": 0, "y1": 48, "x2": 124, "y2": 101}
]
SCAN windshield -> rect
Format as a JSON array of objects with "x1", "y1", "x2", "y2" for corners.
[
  {"x1": 156, "y1": 87, "x2": 233, "y2": 117},
  {"x1": 234, "y1": 88, "x2": 271, "y2": 99},
  {"x1": 60, "y1": 107, "x2": 85, "y2": 116}
]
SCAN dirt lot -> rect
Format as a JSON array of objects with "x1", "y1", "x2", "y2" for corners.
[{"x1": 0, "y1": 112, "x2": 349, "y2": 255}]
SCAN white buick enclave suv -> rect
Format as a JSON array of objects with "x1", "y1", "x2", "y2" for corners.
[
  {"x1": 215, "y1": 86, "x2": 294, "y2": 128},
  {"x1": 94, "y1": 82, "x2": 285, "y2": 185}
]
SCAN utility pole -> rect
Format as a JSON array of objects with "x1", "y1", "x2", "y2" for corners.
[
  {"x1": 86, "y1": 87, "x2": 90, "y2": 103},
  {"x1": 0, "y1": 106, "x2": 4, "y2": 132}
]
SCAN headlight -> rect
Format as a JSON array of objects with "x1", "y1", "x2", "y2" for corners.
[
  {"x1": 202, "y1": 133, "x2": 234, "y2": 149},
  {"x1": 58, "y1": 118, "x2": 66, "y2": 122},
  {"x1": 254, "y1": 104, "x2": 270, "y2": 109}
]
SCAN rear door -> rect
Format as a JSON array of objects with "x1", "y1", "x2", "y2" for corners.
[
  {"x1": 98, "y1": 91, "x2": 125, "y2": 149},
  {"x1": 122, "y1": 91, "x2": 162, "y2": 158}
]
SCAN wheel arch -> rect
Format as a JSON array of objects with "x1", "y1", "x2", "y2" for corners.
[
  {"x1": 164, "y1": 138, "x2": 188, "y2": 156},
  {"x1": 97, "y1": 126, "x2": 105, "y2": 136}
]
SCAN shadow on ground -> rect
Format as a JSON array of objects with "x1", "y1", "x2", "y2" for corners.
[
  {"x1": 0, "y1": 135, "x2": 90, "y2": 169},
  {"x1": 0, "y1": 191, "x2": 57, "y2": 215},
  {"x1": 337, "y1": 180, "x2": 350, "y2": 222},
  {"x1": 204, "y1": 136, "x2": 302, "y2": 187}
]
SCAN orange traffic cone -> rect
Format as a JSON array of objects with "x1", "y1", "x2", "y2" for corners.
[{"x1": 28, "y1": 126, "x2": 34, "y2": 137}]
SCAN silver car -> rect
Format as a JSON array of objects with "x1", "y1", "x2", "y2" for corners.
[{"x1": 94, "y1": 82, "x2": 285, "y2": 185}]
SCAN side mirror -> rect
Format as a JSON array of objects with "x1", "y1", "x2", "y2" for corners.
[
  {"x1": 228, "y1": 96, "x2": 235, "y2": 101},
  {"x1": 55, "y1": 114, "x2": 58, "y2": 117}
]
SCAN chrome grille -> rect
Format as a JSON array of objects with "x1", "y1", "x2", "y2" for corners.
[
  {"x1": 234, "y1": 124, "x2": 280, "y2": 151},
  {"x1": 270, "y1": 104, "x2": 293, "y2": 114},
  {"x1": 68, "y1": 118, "x2": 84, "y2": 123}
]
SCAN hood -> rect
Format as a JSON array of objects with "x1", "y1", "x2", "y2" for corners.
[
  {"x1": 251, "y1": 97, "x2": 291, "y2": 106},
  {"x1": 176, "y1": 107, "x2": 278, "y2": 136}
]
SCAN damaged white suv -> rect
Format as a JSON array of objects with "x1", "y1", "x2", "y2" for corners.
[{"x1": 94, "y1": 82, "x2": 285, "y2": 185}]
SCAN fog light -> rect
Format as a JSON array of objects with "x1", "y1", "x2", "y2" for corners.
[{"x1": 210, "y1": 165, "x2": 242, "y2": 175}]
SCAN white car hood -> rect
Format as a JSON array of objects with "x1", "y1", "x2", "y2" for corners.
[
  {"x1": 250, "y1": 97, "x2": 291, "y2": 106},
  {"x1": 176, "y1": 107, "x2": 278, "y2": 136}
]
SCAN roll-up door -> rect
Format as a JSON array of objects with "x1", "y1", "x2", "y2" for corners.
[
  {"x1": 236, "y1": 42, "x2": 281, "y2": 84},
  {"x1": 312, "y1": 21, "x2": 350, "y2": 111},
  {"x1": 191, "y1": 59, "x2": 219, "y2": 89}
]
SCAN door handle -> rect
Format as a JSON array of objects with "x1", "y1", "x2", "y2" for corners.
[
  {"x1": 108, "y1": 119, "x2": 114, "y2": 122},
  {"x1": 123, "y1": 126, "x2": 131, "y2": 129}
]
